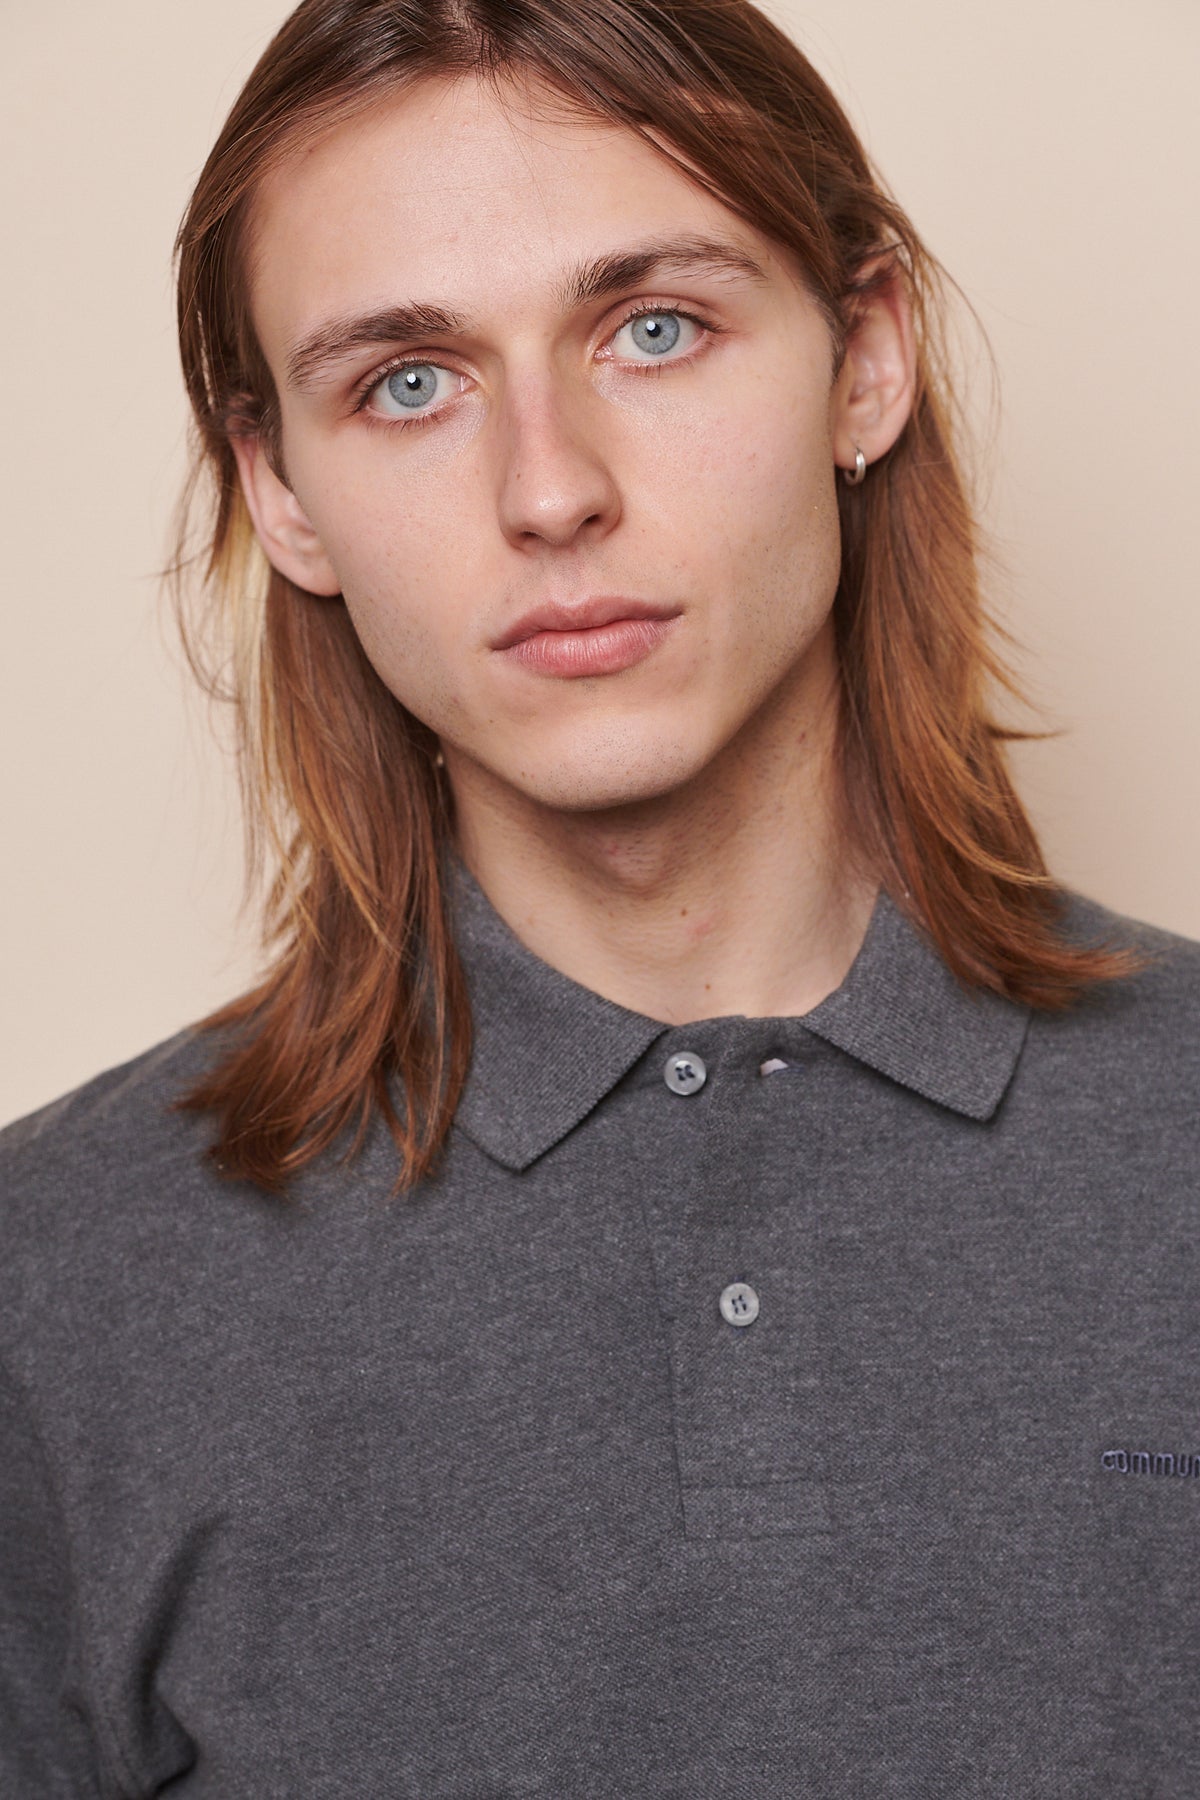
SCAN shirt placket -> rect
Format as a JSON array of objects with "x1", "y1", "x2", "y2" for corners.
[{"x1": 634, "y1": 1019, "x2": 833, "y2": 1541}]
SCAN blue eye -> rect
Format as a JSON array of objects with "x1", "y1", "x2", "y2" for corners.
[
  {"x1": 370, "y1": 362, "x2": 452, "y2": 417},
  {"x1": 612, "y1": 309, "x2": 699, "y2": 361},
  {"x1": 388, "y1": 366, "x2": 437, "y2": 407}
]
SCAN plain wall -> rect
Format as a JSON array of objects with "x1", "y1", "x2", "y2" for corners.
[{"x1": 2, "y1": 0, "x2": 1197, "y2": 1127}]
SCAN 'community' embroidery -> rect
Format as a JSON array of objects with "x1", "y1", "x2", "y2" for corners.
[{"x1": 1101, "y1": 1449, "x2": 1200, "y2": 1478}]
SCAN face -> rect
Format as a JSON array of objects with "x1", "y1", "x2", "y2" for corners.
[{"x1": 239, "y1": 75, "x2": 893, "y2": 816}]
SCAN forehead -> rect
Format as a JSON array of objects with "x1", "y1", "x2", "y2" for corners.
[{"x1": 246, "y1": 73, "x2": 794, "y2": 348}]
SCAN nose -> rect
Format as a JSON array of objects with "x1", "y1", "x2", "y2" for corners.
[{"x1": 493, "y1": 375, "x2": 621, "y2": 550}]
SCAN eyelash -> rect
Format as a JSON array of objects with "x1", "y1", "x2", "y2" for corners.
[{"x1": 351, "y1": 301, "x2": 720, "y2": 430}]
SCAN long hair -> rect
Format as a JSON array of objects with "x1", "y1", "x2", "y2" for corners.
[{"x1": 174, "y1": 0, "x2": 1129, "y2": 1194}]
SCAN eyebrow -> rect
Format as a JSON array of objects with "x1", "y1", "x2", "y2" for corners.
[
  {"x1": 555, "y1": 233, "x2": 768, "y2": 312},
  {"x1": 283, "y1": 233, "x2": 769, "y2": 393}
]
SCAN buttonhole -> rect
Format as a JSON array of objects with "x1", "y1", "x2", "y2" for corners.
[{"x1": 758, "y1": 1057, "x2": 791, "y2": 1077}]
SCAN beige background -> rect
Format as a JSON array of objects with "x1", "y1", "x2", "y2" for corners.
[{"x1": 2, "y1": 0, "x2": 1196, "y2": 1127}]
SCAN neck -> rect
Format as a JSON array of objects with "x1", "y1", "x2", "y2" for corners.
[{"x1": 449, "y1": 661, "x2": 876, "y2": 1026}]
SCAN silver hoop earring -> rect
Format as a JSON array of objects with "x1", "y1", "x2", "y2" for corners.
[{"x1": 842, "y1": 446, "x2": 867, "y2": 487}]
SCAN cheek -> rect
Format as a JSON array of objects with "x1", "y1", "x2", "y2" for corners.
[
  {"x1": 675, "y1": 385, "x2": 842, "y2": 621},
  {"x1": 283, "y1": 396, "x2": 483, "y2": 586},
  {"x1": 338, "y1": 584, "x2": 476, "y2": 737},
  {"x1": 287, "y1": 451, "x2": 472, "y2": 695},
  {"x1": 312, "y1": 512, "x2": 471, "y2": 727}
]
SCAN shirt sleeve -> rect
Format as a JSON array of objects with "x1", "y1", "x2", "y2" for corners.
[{"x1": 0, "y1": 1355, "x2": 107, "y2": 1798}]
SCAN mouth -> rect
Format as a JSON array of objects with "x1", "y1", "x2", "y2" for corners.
[{"x1": 491, "y1": 596, "x2": 683, "y2": 679}]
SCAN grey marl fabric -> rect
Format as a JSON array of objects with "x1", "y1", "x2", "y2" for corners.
[{"x1": 2, "y1": 863, "x2": 1200, "y2": 1796}]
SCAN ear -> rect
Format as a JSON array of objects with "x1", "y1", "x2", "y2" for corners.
[
  {"x1": 230, "y1": 433, "x2": 342, "y2": 597},
  {"x1": 830, "y1": 262, "x2": 917, "y2": 477}
]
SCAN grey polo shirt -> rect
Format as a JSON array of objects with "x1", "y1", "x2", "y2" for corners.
[{"x1": 3, "y1": 865, "x2": 1200, "y2": 1797}]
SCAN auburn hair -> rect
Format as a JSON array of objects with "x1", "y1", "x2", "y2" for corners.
[{"x1": 173, "y1": 0, "x2": 1130, "y2": 1194}]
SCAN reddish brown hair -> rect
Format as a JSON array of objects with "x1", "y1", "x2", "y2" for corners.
[{"x1": 174, "y1": 0, "x2": 1129, "y2": 1193}]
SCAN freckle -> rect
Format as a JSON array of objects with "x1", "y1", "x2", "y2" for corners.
[{"x1": 680, "y1": 907, "x2": 688, "y2": 917}]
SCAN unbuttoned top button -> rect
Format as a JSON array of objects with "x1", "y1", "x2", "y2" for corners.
[
  {"x1": 663, "y1": 1051, "x2": 707, "y2": 1095},
  {"x1": 719, "y1": 1281, "x2": 760, "y2": 1327}
]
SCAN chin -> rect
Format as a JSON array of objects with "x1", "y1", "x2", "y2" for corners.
[{"x1": 511, "y1": 741, "x2": 707, "y2": 814}]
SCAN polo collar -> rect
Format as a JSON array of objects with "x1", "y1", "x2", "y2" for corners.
[
  {"x1": 449, "y1": 860, "x2": 666, "y2": 1172},
  {"x1": 800, "y1": 889, "x2": 1031, "y2": 1122},
  {"x1": 449, "y1": 860, "x2": 1030, "y2": 1172}
]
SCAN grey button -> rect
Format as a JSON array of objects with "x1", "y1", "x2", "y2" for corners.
[
  {"x1": 664, "y1": 1051, "x2": 707, "y2": 1096},
  {"x1": 719, "y1": 1281, "x2": 760, "y2": 1327}
]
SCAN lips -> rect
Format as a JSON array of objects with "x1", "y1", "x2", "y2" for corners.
[
  {"x1": 491, "y1": 595, "x2": 681, "y2": 651},
  {"x1": 491, "y1": 595, "x2": 684, "y2": 680}
]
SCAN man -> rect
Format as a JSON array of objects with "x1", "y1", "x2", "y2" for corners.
[{"x1": 3, "y1": 0, "x2": 1198, "y2": 1793}]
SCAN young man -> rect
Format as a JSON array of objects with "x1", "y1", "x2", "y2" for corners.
[{"x1": 3, "y1": 1, "x2": 1198, "y2": 1793}]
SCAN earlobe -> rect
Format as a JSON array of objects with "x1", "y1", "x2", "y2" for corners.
[
  {"x1": 830, "y1": 264, "x2": 917, "y2": 479},
  {"x1": 230, "y1": 433, "x2": 342, "y2": 597}
]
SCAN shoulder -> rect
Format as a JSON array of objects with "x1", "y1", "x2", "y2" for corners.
[
  {"x1": 1055, "y1": 892, "x2": 1200, "y2": 1025},
  {"x1": 0, "y1": 1027, "x2": 221, "y2": 1184},
  {"x1": 0, "y1": 1029, "x2": 237, "y2": 1354},
  {"x1": 1020, "y1": 893, "x2": 1200, "y2": 1111}
]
